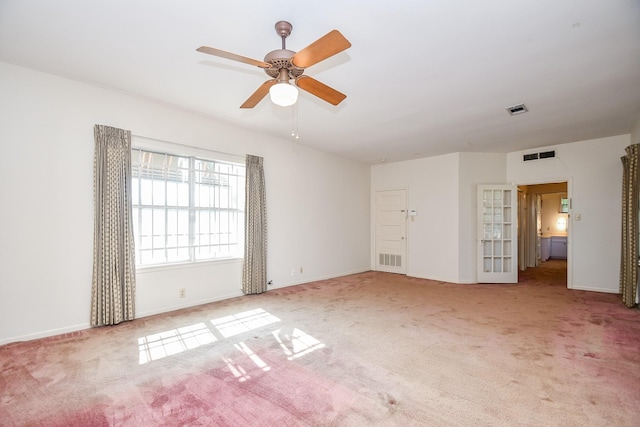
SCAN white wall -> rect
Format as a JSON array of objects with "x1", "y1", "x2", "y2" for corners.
[
  {"x1": 631, "y1": 114, "x2": 640, "y2": 144},
  {"x1": 506, "y1": 135, "x2": 629, "y2": 293},
  {"x1": 371, "y1": 152, "x2": 506, "y2": 283},
  {"x1": 372, "y1": 135, "x2": 627, "y2": 292},
  {"x1": 0, "y1": 62, "x2": 371, "y2": 345},
  {"x1": 458, "y1": 153, "x2": 507, "y2": 282},
  {"x1": 371, "y1": 154, "x2": 459, "y2": 282}
]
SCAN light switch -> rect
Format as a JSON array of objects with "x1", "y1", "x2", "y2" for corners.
[{"x1": 575, "y1": 214, "x2": 581, "y2": 221}]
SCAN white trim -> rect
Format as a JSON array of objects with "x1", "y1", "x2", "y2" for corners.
[
  {"x1": 515, "y1": 177, "x2": 573, "y2": 289},
  {"x1": 0, "y1": 322, "x2": 91, "y2": 346},
  {"x1": 570, "y1": 286, "x2": 619, "y2": 294},
  {"x1": 409, "y1": 272, "x2": 477, "y2": 284},
  {"x1": 0, "y1": 268, "x2": 372, "y2": 346},
  {"x1": 136, "y1": 291, "x2": 245, "y2": 319},
  {"x1": 270, "y1": 268, "x2": 371, "y2": 290},
  {"x1": 136, "y1": 257, "x2": 242, "y2": 274}
]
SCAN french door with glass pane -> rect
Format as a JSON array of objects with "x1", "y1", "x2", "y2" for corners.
[{"x1": 477, "y1": 185, "x2": 518, "y2": 283}]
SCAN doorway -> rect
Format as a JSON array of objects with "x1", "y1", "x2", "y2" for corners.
[{"x1": 517, "y1": 181, "x2": 570, "y2": 287}]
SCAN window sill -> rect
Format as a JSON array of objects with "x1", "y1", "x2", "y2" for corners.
[{"x1": 135, "y1": 257, "x2": 242, "y2": 274}]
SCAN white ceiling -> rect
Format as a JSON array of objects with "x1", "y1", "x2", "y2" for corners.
[{"x1": 1, "y1": 1, "x2": 639, "y2": 164}]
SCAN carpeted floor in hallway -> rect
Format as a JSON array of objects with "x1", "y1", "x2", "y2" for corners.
[{"x1": 1, "y1": 260, "x2": 639, "y2": 426}]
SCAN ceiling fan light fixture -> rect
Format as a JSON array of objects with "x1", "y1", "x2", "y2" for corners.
[{"x1": 269, "y1": 82, "x2": 298, "y2": 107}]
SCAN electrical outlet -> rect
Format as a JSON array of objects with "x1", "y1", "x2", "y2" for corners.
[
  {"x1": 179, "y1": 288, "x2": 186, "y2": 298},
  {"x1": 291, "y1": 269, "x2": 296, "y2": 276}
]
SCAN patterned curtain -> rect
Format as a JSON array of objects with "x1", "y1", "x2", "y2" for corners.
[
  {"x1": 620, "y1": 144, "x2": 639, "y2": 307},
  {"x1": 243, "y1": 155, "x2": 267, "y2": 294},
  {"x1": 91, "y1": 125, "x2": 136, "y2": 326}
]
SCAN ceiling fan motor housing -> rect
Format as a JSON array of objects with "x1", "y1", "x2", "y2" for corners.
[{"x1": 264, "y1": 49, "x2": 304, "y2": 80}]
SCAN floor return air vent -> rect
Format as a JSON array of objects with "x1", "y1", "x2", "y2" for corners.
[{"x1": 379, "y1": 253, "x2": 402, "y2": 267}]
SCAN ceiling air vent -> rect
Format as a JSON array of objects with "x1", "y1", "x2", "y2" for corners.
[
  {"x1": 506, "y1": 103, "x2": 528, "y2": 115},
  {"x1": 523, "y1": 150, "x2": 556, "y2": 162}
]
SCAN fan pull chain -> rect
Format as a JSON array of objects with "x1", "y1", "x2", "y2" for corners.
[{"x1": 291, "y1": 103, "x2": 300, "y2": 139}]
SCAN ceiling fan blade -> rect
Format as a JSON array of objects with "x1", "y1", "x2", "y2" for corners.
[
  {"x1": 296, "y1": 76, "x2": 346, "y2": 106},
  {"x1": 292, "y1": 30, "x2": 351, "y2": 68},
  {"x1": 196, "y1": 46, "x2": 272, "y2": 69},
  {"x1": 240, "y1": 80, "x2": 277, "y2": 108}
]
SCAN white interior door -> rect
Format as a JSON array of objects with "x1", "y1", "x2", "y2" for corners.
[
  {"x1": 477, "y1": 185, "x2": 518, "y2": 283},
  {"x1": 375, "y1": 189, "x2": 407, "y2": 274}
]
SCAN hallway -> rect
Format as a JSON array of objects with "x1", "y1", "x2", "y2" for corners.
[{"x1": 519, "y1": 259, "x2": 568, "y2": 287}]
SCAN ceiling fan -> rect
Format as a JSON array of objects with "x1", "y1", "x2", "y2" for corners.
[{"x1": 196, "y1": 21, "x2": 351, "y2": 108}]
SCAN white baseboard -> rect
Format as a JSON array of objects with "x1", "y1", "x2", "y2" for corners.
[
  {"x1": 270, "y1": 268, "x2": 371, "y2": 289},
  {"x1": 136, "y1": 291, "x2": 245, "y2": 319},
  {"x1": 0, "y1": 322, "x2": 91, "y2": 347},
  {"x1": 0, "y1": 292, "x2": 246, "y2": 347},
  {"x1": 1, "y1": 270, "x2": 373, "y2": 346},
  {"x1": 569, "y1": 285, "x2": 618, "y2": 294}
]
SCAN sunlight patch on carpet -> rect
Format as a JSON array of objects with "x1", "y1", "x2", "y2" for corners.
[
  {"x1": 273, "y1": 328, "x2": 326, "y2": 360},
  {"x1": 211, "y1": 308, "x2": 281, "y2": 338},
  {"x1": 138, "y1": 322, "x2": 217, "y2": 364},
  {"x1": 223, "y1": 341, "x2": 272, "y2": 382}
]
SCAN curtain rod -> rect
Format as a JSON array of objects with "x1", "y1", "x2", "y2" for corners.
[{"x1": 131, "y1": 132, "x2": 245, "y2": 159}]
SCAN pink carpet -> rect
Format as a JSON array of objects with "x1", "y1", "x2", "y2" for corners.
[{"x1": 2, "y1": 261, "x2": 639, "y2": 426}]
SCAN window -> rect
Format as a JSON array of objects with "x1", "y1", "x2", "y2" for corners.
[
  {"x1": 131, "y1": 148, "x2": 245, "y2": 267},
  {"x1": 560, "y1": 197, "x2": 569, "y2": 213}
]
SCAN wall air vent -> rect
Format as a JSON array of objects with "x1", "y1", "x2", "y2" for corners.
[
  {"x1": 506, "y1": 103, "x2": 528, "y2": 115},
  {"x1": 523, "y1": 150, "x2": 556, "y2": 162}
]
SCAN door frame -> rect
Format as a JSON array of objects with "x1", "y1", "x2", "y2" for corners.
[{"x1": 516, "y1": 178, "x2": 572, "y2": 289}]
